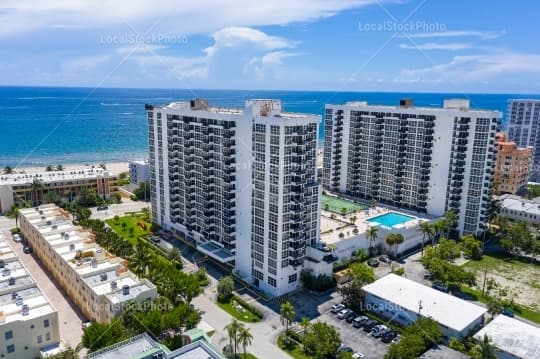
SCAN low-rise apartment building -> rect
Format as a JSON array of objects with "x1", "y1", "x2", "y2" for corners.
[
  {"x1": 128, "y1": 160, "x2": 150, "y2": 185},
  {"x1": 0, "y1": 234, "x2": 60, "y2": 358},
  {"x1": 495, "y1": 194, "x2": 540, "y2": 224},
  {"x1": 18, "y1": 205, "x2": 157, "y2": 323},
  {"x1": 494, "y1": 133, "x2": 532, "y2": 195},
  {"x1": 0, "y1": 168, "x2": 117, "y2": 214}
]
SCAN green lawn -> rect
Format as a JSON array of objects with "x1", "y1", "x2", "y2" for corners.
[
  {"x1": 322, "y1": 194, "x2": 365, "y2": 214},
  {"x1": 217, "y1": 299, "x2": 261, "y2": 323},
  {"x1": 277, "y1": 335, "x2": 311, "y2": 359},
  {"x1": 235, "y1": 354, "x2": 257, "y2": 359},
  {"x1": 106, "y1": 214, "x2": 152, "y2": 245}
]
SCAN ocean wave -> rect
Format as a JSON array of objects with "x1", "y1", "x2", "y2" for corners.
[
  {"x1": 18, "y1": 96, "x2": 78, "y2": 100},
  {"x1": 0, "y1": 106, "x2": 28, "y2": 110},
  {"x1": 100, "y1": 102, "x2": 138, "y2": 106},
  {"x1": 117, "y1": 112, "x2": 134, "y2": 115}
]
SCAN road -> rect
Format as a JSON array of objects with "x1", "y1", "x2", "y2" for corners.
[{"x1": 89, "y1": 199, "x2": 150, "y2": 221}]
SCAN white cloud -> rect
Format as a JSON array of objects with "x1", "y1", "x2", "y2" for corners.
[
  {"x1": 395, "y1": 52, "x2": 540, "y2": 83},
  {"x1": 205, "y1": 27, "x2": 293, "y2": 57},
  {"x1": 246, "y1": 50, "x2": 301, "y2": 78},
  {"x1": 116, "y1": 44, "x2": 168, "y2": 56},
  {"x1": 61, "y1": 55, "x2": 110, "y2": 72},
  {"x1": 0, "y1": 0, "x2": 386, "y2": 37},
  {"x1": 399, "y1": 42, "x2": 471, "y2": 51},
  {"x1": 401, "y1": 30, "x2": 506, "y2": 40}
]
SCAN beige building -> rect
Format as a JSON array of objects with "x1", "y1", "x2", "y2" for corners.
[
  {"x1": 18, "y1": 205, "x2": 157, "y2": 323},
  {"x1": 494, "y1": 133, "x2": 532, "y2": 195},
  {"x1": 0, "y1": 234, "x2": 61, "y2": 358},
  {"x1": 0, "y1": 168, "x2": 117, "y2": 214}
]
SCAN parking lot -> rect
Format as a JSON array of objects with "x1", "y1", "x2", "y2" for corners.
[{"x1": 318, "y1": 299, "x2": 390, "y2": 359}]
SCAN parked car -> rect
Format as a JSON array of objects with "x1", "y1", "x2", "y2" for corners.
[
  {"x1": 96, "y1": 205, "x2": 108, "y2": 211},
  {"x1": 379, "y1": 255, "x2": 390, "y2": 263},
  {"x1": 392, "y1": 334, "x2": 402, "y2": 344},
  {"x1": 331, "y1": 303, "x2": 346, "y2": 313},
  {"x1": 337, "y1": 309, "x2": 352, "y2": 319},
  {"x1": 423, "y1": 270, "x2": 431, "y2": 279},
  {"x1": 431, "y1": 282, "x2": 449, "y2": 293},
  {"x1": 503, "y1": 308, "x2": 515, "y2": 317},
  {"x1": 352, "y1": 315, "x2": 369, "y2": 328},
  {"x1": 371, "y1": 324, "x2": 389, "y2": 337},
  {"x1": 381, "y1": 330, "x2": 398, "y2": 343},
  {"x1": 150, "y1": 236, "x2": 161, "y2": 243},
  {"x1": 345, "y1": 311, "x2": 358, "y2": 323},
  {"x1": 362, "y1": 319, "x2": 378, "y2": 332},
  {"x1": 12, "y1": 234, "x2": 22, "y2": 242},
  {"x1": 23, "y1": 245, "x2": 32, "y2": 254},
  {"x1": 352, "y1": 353, "x2": 365, "y2": 359},
  {"x1": 338, "y1": 345, "x2": 353, "y2": 353},
  {"x1": 367, "y1": 258, "x2": 380, "y2": 267}
]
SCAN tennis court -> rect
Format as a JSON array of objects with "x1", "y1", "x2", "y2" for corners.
[{"x1": 322, "y1": 194, "x2": 365, "y2": 214}]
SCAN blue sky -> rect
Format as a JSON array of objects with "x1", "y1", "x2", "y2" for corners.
[{"x1": 1, "y1": 0, "x2": 539, "y2": 93}]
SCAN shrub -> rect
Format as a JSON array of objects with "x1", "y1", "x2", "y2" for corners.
[
  {"x1": 393, "y1": 267, "x2": 405, "y2": 276},
  {"x1": 301, "y1": 270, "x2": 336, "y2": 292},
  {"x1": 10, "y1": 227, "x2": 21, "y2": 234},
  {"x1": 233, "y1": 294, "x2": 264, "y2": 319}
]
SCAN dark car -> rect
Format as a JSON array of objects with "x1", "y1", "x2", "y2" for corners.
[
  {"x1": 362, "y1": 319, "x2": 378, "y2": 332},
  {"x1": 381, "y1": 330, "x2": 398, "y2": 343},
  {"x1": 345, "y1": 311, "x2": 358, "y2": 323},
  {"x1": 367, "y1": 258, "x2": 380, "y2": 267},
  {"x1": 379, "y1": 255, "x2": 390, "y2": 263},
  {"x1": 503, "y1": 308, "x2": 515, "y2": 317},
  {"x1": 338, "y1": 346, "x2": 353, "y2": 353},
  {"x1": 431, "y1": 282, "x2": 449, "y2": 293},
  {"x1": 23, "y1": 246, "x2": 32, "y2": 254},
  {"x1": 96, "y1": 205, "x2": 108, "y2": 211},
  {"x1": 352, "y1": 316, "x2": 368, "y2": 328}
]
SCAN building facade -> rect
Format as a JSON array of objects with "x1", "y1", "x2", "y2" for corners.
[
  {"x1": 506, "y1": 99, "x2": 540, "y2": 181},
  {"x1": 0, "y1": 168, "x2": 117, "y2": 214},
  {"x1": 0, "y1": 234, "x2": 60, "y2": 359},
  {"x1": 146, "y1": 99, "x2": 321, "y2": 296},
  {"x1": 128, "y1": 160, "x2": 150, "y2": 185},
  {"x1": 323, "y1": 99, "x2": 501, "y2": 235},
  {"x1": 495, "y1": 194, "x2": 540, "y2": 225},
  {"x1": 19, "y1": 205, "x2": 157, "y2": 323},
  {"x1": 494, "y1": 133, "x2": 532, "y2": 195}
]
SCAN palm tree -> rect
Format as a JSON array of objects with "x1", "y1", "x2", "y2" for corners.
[
  {"x1": 370, "y1": 197, "x2": 377, "y2": 209},
  {"x1": 167, "y1": 247, "x2": 182, "y2": 267},
  {"x1": 56, "y1": 164, "x2": 64, "y2": 171},
  {"x1": 385, "y1": 233, "x2": 396, "y2": 256},
  {"x1": 3, "y1": 166, "x2": 12, "y2": 174},
  {"x1": 299, "y1": 317, "x2": 310, "y2": 334},
  {"x1": 394, "y1": 233, "x2": 404, "y2": 258},
  {"x1": 31, "y1": 178, "x2": 44, "y2": 206},
  {"x1": 224, "y1": 319, "x2": 241, "y2": 356},
  {"x1": 419, "y1": 221, "x2": 432, "y2": 256},
  {"x1": 443, "y1": 210, "x2": 458, "y2": 238},
  {"x1": 45, "y1": 165, "x2": 53, "y2": 172},
  {"x1": 280, "y1": 301, "x2": 296, "y2": 335},
  {"x1": 130, "y1": 241, "x2": 151, "y2": 276},
  {"x1": 477, "y1": 334, "x2": 497, "y2": 359},
  {"x1": 237, "y1": 325, "x2": 253, "y2": 358},
  {"x1": 367, "y1": 226, "x2": 378, "y2": 255}
]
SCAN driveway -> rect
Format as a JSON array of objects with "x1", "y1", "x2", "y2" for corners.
[
  {"x1": 2, "y1": 229, "x2": 85, "y2": 349},
  {"x1": 89, "y1": 199, "x2": 150, "y2": 221}
]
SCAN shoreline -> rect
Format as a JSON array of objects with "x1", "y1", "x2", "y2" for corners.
[{"x1": 9, "y1": 161, "x2": 131, "y2": 176}]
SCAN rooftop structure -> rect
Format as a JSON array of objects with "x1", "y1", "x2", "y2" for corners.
[
  {"x1": 0, "y1": 168, "x2": 117, "y2": 214},
  {"x1": 323, "y1": 98, "x2": 501, "y2": 235},
  {"x1": 494, "y1": 132, "x2": 532, "y2": 195},
  {"x1": 495, "y1": 193, "x2": 540, "y2": 224},
  {"x1": 0, "y1": 233, "x2": 61, "y2": 358},
  {"x1": 419, "y1": 345, "x2": 469, "y2": 359},
  {"x1": 474, "y1": 314, "x2": 540, "y2": 358},
  {"x1": 18, "y1": 204, "x2": 157, "y2": 323},
  {"x1": 362, "y1": 274, "x2": 487, "y2": 338}
]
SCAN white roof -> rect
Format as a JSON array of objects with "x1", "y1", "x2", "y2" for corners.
[
  {"x1": 328, "y1": 101, "x2": 501, "y2": 116},
  {"x1": 497, "y1": 194, "x2": 540, "y2": 216},
  {"x1": 474, "y1": 315, "x2": 540, "y2": 358},
  {"x1": 362, "y1": 274, "x2": 487, "y2": 332},
  {"x1": 0, "y1": 168, "x2": 111, "y2": 186}
]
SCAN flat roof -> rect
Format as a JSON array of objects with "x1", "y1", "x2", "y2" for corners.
[
  {"x1": 327, "y1": 101, "x2": 501, "y2": 116},
  {"x1": 419, "y1": 345, "x2": 468, "y2": 359},
  {"x1": 0, "y1": 233, "x2": 56, "y2": 325},
  {"x1": 86, "y1": 333, "x2": 165, "y2": 359},
  {"x1": 474, "y1": 315, "x2": 540, "y2": 358},
  {"x1": 0, "y1": 168, "x2": 111, "y2": 186},
  {"x1": 497, "y1": 194, "x2": 540, "y2": 215},
  {"x1": 362, "y1": 274, "x2": 487, "y2": 332},
  {"x1": 19, "y1": 205, "x2": 155, "y2": 307}
]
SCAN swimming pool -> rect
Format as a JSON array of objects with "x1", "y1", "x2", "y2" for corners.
[{"x1": 367, "y1": 212, "x2": 415, "y2": 227}]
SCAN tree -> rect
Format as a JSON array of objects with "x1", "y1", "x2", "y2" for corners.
[
  {"x1": 443, "y1": 210, "x2": 458, "y2": 238},
  {"x1": 217, "y1": 276, "x2": 235, "y2": 302},
  {"x1": 469, "y1": 334, "x2": 497, "y2": 359},
  {"x1": 323, "y1": 203, "x2": 329, "y2": 211},
  {"x1": 339, "y1": 262, "x2": 375, "y2": 311},
  {"x1": 302, "y1": 321, "x2": 341, "y2": 359},
  {"x1": 56, "y1": 164, "x2": 64, "y2": 171},
  {"x1": 340, "y1": 207, "x2": 347, "y2": 216},
  {"x1": 394, "y1": 233, "x2": 404, "y2": 257},
  {"x1": 385, "y1": 233, "x2": 396, "y2": 255},
  {"x1": 419, "y1": 221, "x2": 432, "y2": 256},
  {"x1": 6, "y1": 205, "x2": 20, "y2": 229},
  {"x1": 237, "y1": 325, "x2": 253, "y2": 358},
  {"x1": 82, "y1": 321, "x2": 127, "y2": 352},
  {"x1": 461, "y1": 235, "x2": 483, "y2": 259},
  {"x1": 280, "y1": 301, "x2": 296, "y2": 334},
  {"x1": 3, "y1": 166, "x2": 12, "y2": 174},
  {"x1": 224, "y1": 319, "x2": 241, "y2": 356},
  {"x1": 130, "y1": 240, "x2": 151, "y2": 276},
  {"x1": 367, "y1": 226, "x2": 378, "y2": 255},
  {"x1": 370, "y1": 197, "x2": 377, "y2": 209},
  {"x1": 31, "y1": 178, "x2": 44, "y2": 205},
  {"x1": 167, "y1": 247, "x2": 182, "y2": 268},
  {"x1": 45, "y1": 165, "x2": 54, "y2": 172},
  {"x1": 134, "y1": 181, "x2": 151, "y2": 201}
]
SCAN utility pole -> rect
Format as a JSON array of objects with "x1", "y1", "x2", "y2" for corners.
[{"x1": 482, "y1": 264, "x2": 488, "y2": 296}]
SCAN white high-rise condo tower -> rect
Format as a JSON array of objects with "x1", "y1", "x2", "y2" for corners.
[
  {"x1": 323, "y1": 99, "x2": 501, "y2": 235},
  {"x1": 505, "y1": 99, "x2": 540, "y2": 181},
  {"x1": 146, "y1": 99, "x2": 321, "y2": 296}
]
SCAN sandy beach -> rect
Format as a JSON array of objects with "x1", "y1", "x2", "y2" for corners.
[{"x1": 11, "y1": 161, "x2": 130, "y2": 176}]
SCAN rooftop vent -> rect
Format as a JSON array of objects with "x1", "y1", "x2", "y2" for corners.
[
  {"x1": 91, "y1": 258, "x2": 97, "y2": 268},
  {"x1": 64, "y1": 233, "x2": 70, "y2": 240},
  {"x1": 0, "y1": 260, "x2": 4, "y2": 269},
  {"x1": 21, "y1": 304, "x2": 29, "y2": 316},
  {"x1": 190, "y1": 98, "x2": 209, "y2": 110},
  {"x1": 110, "y1": 281, "x2": 118, "y2": 290},
  {"x1": 2, "y1": 268, "x2": 10, "y2": 277},
  {"x1": 11, "y1": 292, "x2": 17, "y2": 300},
  {"x1": 15, "y1": 295, "x2": 23, "y2": 306},
  {"x1": 122, "y1": 285, "x2": 130, "y2": 296},
  {"x1": 46, "y1": 220, "x2": 51, "y2": 225},
  {"x1": 100, "y1": 273, "x2": 108, "y2": 282},
  {"x1": 69, "y1": 244, "x2": 75, "y2": 251},
  {"x1": 52, "y1": 224, "x2": 58, "y2": 230},
  {"x1": 8, "y1": 277, "x2": 15, "y2": 286},
  {"x1": 34, "y1": 208, "x2": 39, "y2": 212},
  {"x1": 39, "y1": 210, "x2": 43, "y2": 215}
]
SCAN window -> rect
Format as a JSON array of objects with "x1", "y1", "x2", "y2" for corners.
[
  {"x1": 46, "y1": 332, "x2": 51, "y2": 341},
  {"x1": 7, "y1": 344, "x2": 14, "y2": 353},
  {"x1": 288, "y1": 273, "x2": 297, "y2": 283},
  {"x1": 268, "y1": 277, "x2": 277, "y2": 287},
  {"x1": 5, "y1": 330, "x2": 13, "y2": 340},
  {"x1": 44, "y1": 319, "x2": 50, "y2": 328},
  {"x1": 37, "y1": 335, "x2": 43, "y2": 344}
]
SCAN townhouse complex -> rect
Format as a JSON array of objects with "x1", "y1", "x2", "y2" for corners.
[
  {"x1": 146, "y1": 99, "x2": 321, "y2": 296},
  {"x1": 323, "y1": 99, "x2": 501, "y2": 235},
  {"x1": 506, "y1": 99, "x2": 540, "y2": 181},
  {"x1": 19, "y1": 205, "x2": 157, "y2": 323},
  {"x1": 0, "y1": 235, "x2": 60, "y2": 358},
  {"x1": 0, "y1": 168, "x2": 117, "y2": 214}
]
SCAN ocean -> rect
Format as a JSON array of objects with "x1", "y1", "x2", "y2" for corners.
[{"x1": 1, "y1": 86, "x2": 539, "y2": 168}]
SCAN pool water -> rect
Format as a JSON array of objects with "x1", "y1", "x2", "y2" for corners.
[{"x1": 367, "y1": 212, "x2": 415, "y2": 227}]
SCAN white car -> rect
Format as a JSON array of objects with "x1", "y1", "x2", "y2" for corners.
[
  {"x1": 371, "y1": 324, "x2": 389, "y2": 337},
  {"x1": 353, "y1": 353, "x2": 365, "y2": 359},
  {"x1": 330, "y1": 303, "x2": 345, "y2": 313},
  {"x1": 337, "y1": 309, "x2": 351, "y2": 319},
  {"x1": 12, "y1": 234, "x2": 22, "y2": 242}
]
